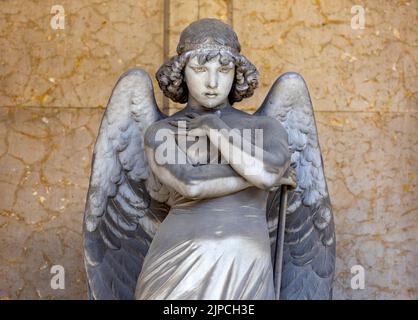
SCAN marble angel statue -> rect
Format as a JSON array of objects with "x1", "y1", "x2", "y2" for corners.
[{"x1": 83, "y1": 18, "x2": 336, "y2": 300}]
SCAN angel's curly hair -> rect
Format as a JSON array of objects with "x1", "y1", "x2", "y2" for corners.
[{"x1": 156, "y1": 49, "x2": 259, "y2": 105}]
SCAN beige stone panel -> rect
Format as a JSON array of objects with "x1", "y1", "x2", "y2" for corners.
[
  {"x1": 316, "y1": 111, "x2": 418, "y2": 299},
  {"x1": 0, "y1": 218, "x2": 32, "y2": 299},
  {"x1": 168, "y1": 0, "x2": 198, "y2": 57},
  {"x1": 0, "y1": 107, "x2": 100, "y2": 299},
  {"x1": 0, "y1": 155, "x2": 25, "y2": 186},
  {"x1": 0, "y1": 109, "x2": 9, "y2": 156},
  {"x1": 167, "y1": 0, "x2": 229, "y2": 56},
  {"x1": 233, "y1": 0, "x2": 418, "y2": 113},
  {"x1": 198, "y1": 0, "x2": 229, "y2": 23},
  {"x1": 165, "y1": 0, "x2": 198, "y2": 114},
  {"x1": 0, "y1": 0, "x2": 164, "y2": 109},
  {"x1": 7, "y1": 131, "x2": 48, "y2": 164}
]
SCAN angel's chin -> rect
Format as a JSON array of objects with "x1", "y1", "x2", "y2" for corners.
[{"x1": 200, "y1": 101, "x2": 225, "y2": 110}]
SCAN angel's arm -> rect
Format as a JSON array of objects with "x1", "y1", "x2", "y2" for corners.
[
  {"x1": 144, "y1": 120, "x2": 252, "y2": 199},
  {"x1": 185, "y1": 114, "x2": 291, "y2": 190}
]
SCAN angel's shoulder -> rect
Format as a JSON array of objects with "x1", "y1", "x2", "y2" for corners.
[
  {"x1": 250, "y1": 115, "x2": 288, "y2": 146},
  {"x1": 144, "y1": 118, "x2": 174, "y2": 147},
  {"x1": 254, "y1": 114, "x2": 286, "y2": 131}
]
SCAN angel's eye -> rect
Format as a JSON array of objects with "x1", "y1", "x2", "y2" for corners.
[
  {"x1": 219, "y1": 67, "x2": 232, "y2": 73},
  {"x1": 192, "y1": 66, "x2": 206, "y2": 73}
]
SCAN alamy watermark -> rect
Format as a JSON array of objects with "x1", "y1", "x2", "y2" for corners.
[
  {"x1": 154, "y1": 123, "x2": 264, "y2": 176},
  {"x1": 50, "y1": 265, "x2": 65, "y2": 290},
  {"x1": 50, "y1": 5, "x2": 65, "y2": 30},
  {"x1": 350, "y1": 265, "x2": 365, "y2": 290},
  {"x1": 351, "y1": 5, "x2": 365, "y2": 30}
]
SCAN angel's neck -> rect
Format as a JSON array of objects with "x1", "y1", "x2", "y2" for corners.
[{"x1": 185, "y1": 100, "x2": 232, "y2": 114}]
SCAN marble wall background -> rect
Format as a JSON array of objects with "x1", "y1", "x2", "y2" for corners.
[{"x1": 0, "y1": 0, "x2": 416, "y2": 299}]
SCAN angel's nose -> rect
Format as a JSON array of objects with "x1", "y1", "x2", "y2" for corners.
[{"x1": 206, "y1": 71, "x2": 218, "y2": 89}]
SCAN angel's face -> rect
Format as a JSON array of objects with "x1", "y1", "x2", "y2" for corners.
[{"x1": 184, "y1": 55, "x2": 235, "y2": 109}]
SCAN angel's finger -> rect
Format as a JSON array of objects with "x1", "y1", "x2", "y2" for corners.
[
  {"x1": 185, "y1": 112, "x2": 199, "y2": 119},
  {"x1": 184, "y1": 121, "x2": 201, "y2": 131},
  {"x1": 170, "y1": 119, "x2": 189, "y2": 128},
  {"x1": 187, "y1": 128, "x2": 207, "y2": 137},
  {"x1": 290, "y1": 171, "x2": 298, "y2": 180},
  {"x1": 280, "y1": 176, "x2": 297, "y2": 188},
  {"x1": 174, "y1": 117, "x2": 191, "y2": 122}
]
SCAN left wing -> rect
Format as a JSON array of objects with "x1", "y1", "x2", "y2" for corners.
[{"x1": 255, "y1": 72, "x2": 336, "y2": 300}]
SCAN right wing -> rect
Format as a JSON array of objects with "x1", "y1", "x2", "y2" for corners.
[{"x1": 83, "y1": 68, "x2": 170, "y2": 299}]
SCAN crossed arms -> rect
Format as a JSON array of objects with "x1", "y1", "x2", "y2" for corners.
[{"x1": 144, "y1": 113, "x2": 292, "y2": 199}]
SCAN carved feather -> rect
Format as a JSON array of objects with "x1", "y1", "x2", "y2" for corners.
[
  {"x1": 256, "y1": 72, "x2": 336, "y2": 300},
  {"x1": 83, "y1": 68, "x2": 170, "y2": 300}
]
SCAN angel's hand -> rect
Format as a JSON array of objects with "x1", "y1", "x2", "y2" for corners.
[
  {"x1": 168, "y1": 112, "x2": 220, "y2": 137},
  {"x1": 279, "y1": 166, "x2": 297, "y2": 189}
]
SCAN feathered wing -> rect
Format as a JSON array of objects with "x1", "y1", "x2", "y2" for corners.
[
  {"x1": 83, "y1": 68, "x2": 170, "y2": 300},
  {"x1": 255, "y1": 72, "x2": 336, "y2": 300}
]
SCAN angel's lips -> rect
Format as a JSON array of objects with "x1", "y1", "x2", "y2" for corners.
[{"x1": 204, "y1": 93, "x2": 218, "y2": 98}]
